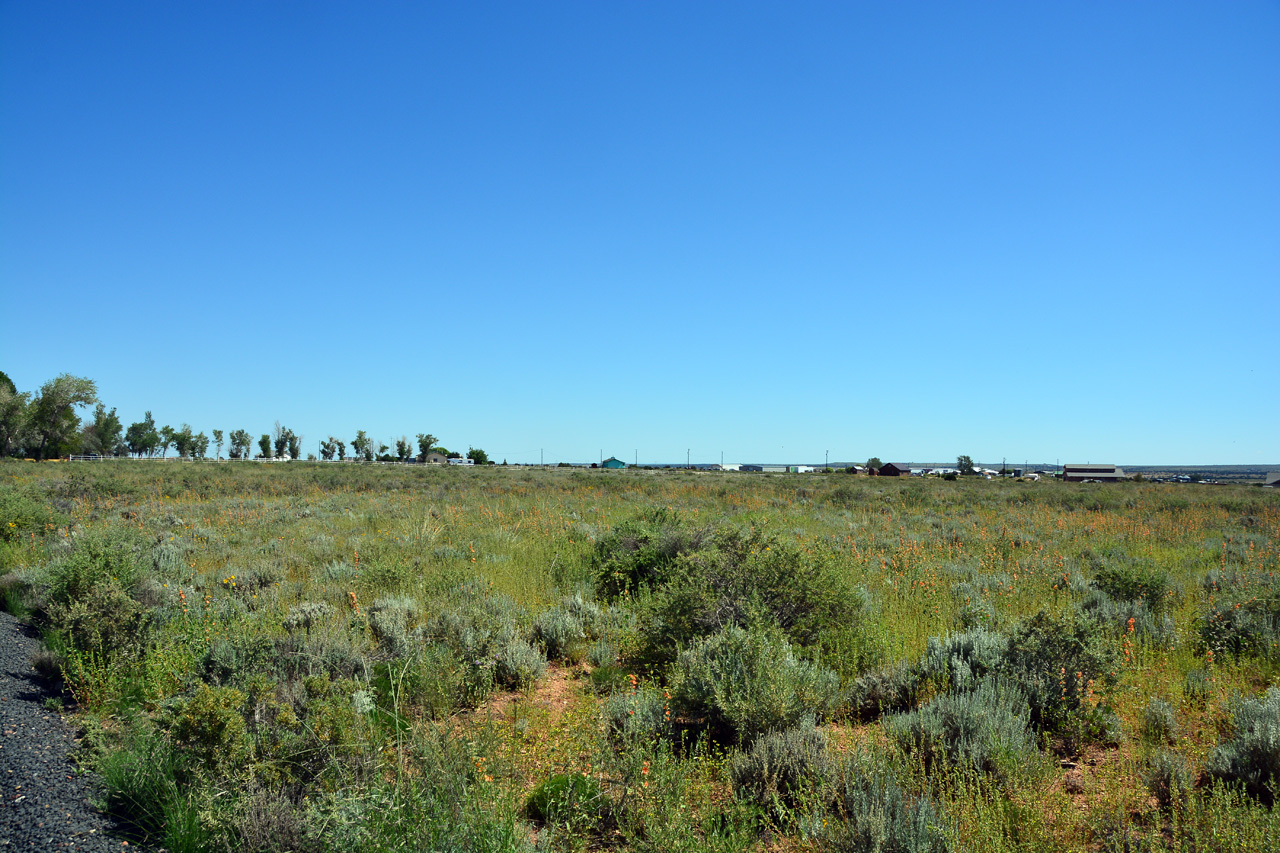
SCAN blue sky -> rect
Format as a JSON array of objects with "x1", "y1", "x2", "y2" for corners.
[{"x1": 2, "y1": 2, "x2": 1276, "y2": 465}]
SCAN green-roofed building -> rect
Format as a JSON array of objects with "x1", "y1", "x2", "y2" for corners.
[{"x1": 601, "y1": 457, "x2": 626, "y2": 469}]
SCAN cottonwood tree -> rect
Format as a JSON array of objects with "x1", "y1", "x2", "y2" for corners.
[
  {"x1": 173, "y1": 424, "x2": 195, "y2": 458},
  {"x1": 158, "y1": 425, "x2": 178, "y2": 459},
  {"x1": 228, "y1": 429, "x2": 252, "y2": 460},
  {"x1": 866, "y1": 457, "x2": 883, "y2": 473},
  {"x1": 126, "y1": 412, "x2": 159, "y2": 457},
  {"x1": 287, "y1": 431, "x2": 302, "y2": 461},
  {"x1": 395, "y1": 436, "x2": 412, "y2": 462},
  {"x1": 320, "y1": 438, "x2": 337, "y2": 461},
  {"x1": 467, "y1": 447, "x2": 490, "y2": 465},
  {"x1": 0, "y1": 382, "x2": 31, "y2": 458},
  {"x1": 212, "y1": 429, "x2": 224, "y2": 460},
  {"x1": 29, "y1": 374, "x2": 97, "y2": 459},
  {"x1": 194, "y1": 432, "x2": 209, "y2": 459},
  {"x1": 957, "y1": 455, "x2": 975, "y2": 476},
  {"x1": 416, "y1": 433, "x2": 437, "y2": 462},
  {"x1": 352, "y1": 430, "x2": 373, "y2": 462},
  {"x1": 257, "y1": 434, "x2": 272, "y2": 459}
]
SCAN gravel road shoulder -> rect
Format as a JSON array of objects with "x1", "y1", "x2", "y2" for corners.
[{"x1": 0, "y1": 609, "x2": 136, "y2": 851}]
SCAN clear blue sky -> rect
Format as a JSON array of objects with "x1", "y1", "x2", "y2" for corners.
[{"x1": 2, "y1": 2, "x2": 1276, "y2": 465}]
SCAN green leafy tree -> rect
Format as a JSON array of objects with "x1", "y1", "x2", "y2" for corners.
[
  {"x1": 228, "y1": 429, "x2": 252, "y2": 460},
  {"x1": 395, "y1": 436, "x2": 412, "y2": 462},
  {"x1": 352, "y1": 430, "x2": 373, "y2": 461},
  {"x1": 866, "y1": 457, "x2": 883, "y2": 473},
  {"x1": 320, "y1": 438, "x2": 336, "y2": 461},
  {"x1": 194, "y1": 432, "x2": 209, "y2": 459},
  {"x1": 257, "y1": 434, "x2": 272, "y2": 459},
  {"x1": 125, "y1": 412, "x2": 160, "y2": 457},
  {"x1": 416, "y1": 433, "x2": 437, "y2": 462},
  {"x1": 81, "y1": 404, "x2": 123, "y2": 456},
  {"x1": 157, "y1": 425, "x2": 175, "y2": 459},
  {"x1": 29, "y1": 374, "x2": 98, "y2": 459},
  {"x1": 957, "y1": 455, "x2": 975, "y2": 476},
  {"x1": 0, "y1": 381, "x2": 31, "y2": 458},
  {"x1": 173, "y1": 424, "x2": 195, "y2": 458},
  {"x1": 212, "y1": 429, "x2": 224, "y2": 460},
  {"x1": 467, "y1": 446, "x2": 490, "y2": 465},
  {"x1": 273, "y1": 422, "x2": 291, "y2": 459},
  {"x1": 287, "y1": 430, "x2": 302, "y2": 461}
]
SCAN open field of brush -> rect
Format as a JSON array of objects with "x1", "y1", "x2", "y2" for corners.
[{"x1": 1, "y1": 461, "x2": 1278, "y2": 852}]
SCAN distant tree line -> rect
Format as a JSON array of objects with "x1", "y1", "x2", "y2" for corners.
[{"x1": 0, "y1": 371, "x2": 492, "y2": 464}]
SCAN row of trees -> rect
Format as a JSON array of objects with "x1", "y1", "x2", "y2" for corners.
[{"x1": 0, "y1": 371, "x2": 492, "y2": 464}]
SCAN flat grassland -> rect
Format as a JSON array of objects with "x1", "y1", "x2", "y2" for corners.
[{"x1": 1, "y1": 461, "x2": 1277, "y2": 852}]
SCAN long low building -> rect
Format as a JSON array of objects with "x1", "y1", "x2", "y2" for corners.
[{"x1": 1062, "y1": 464, "x2": 1128, "y2": 482}]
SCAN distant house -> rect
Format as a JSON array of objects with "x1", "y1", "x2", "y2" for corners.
[
  {"x1": 1062, "y1": 464, "x2": 1128, "y2": 483},
  {"x1": 601, "y1": 457, "x2": 626, "y2": 469},
  {"x1": 425, "y1": 452, "x2": 448, "y2": 465},
  {"x1": 448, "y1": 457, "x2": 474, "y2": 466},
  {"x1": 1265, "y1": 472, "x2": 1280, "y2": 488},
  {"x1": 878, "y1": 462, "x2": 912, "y2": 477}
]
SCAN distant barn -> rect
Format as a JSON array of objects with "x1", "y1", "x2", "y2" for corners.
[
  {"x1": 601, "y1": 457, "x2": 626, "y2": 469},
  {"x1": 1265, "y1": 472, "x2": 1280, "y2": 488},
  {"x1": 878, "y1": 462, "x2": 912, "y2": 477},
  {"x1": 1062, "y1": 464, "x2": 1128, "y2": 483}
]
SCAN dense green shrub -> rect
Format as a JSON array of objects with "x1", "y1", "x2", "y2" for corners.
[
  {"x1": 48, "y1": 581, "x2": 149, "y2": 660},
  {"x1": 1205, "y1": 687, "x2": 1280, "y2": 805},
  {"x1": 886, "y1": 677, "x2": 1036, "y2": 780},
  {"x1": 1093, "y1": 564, "x2": 1171, "y2": 615},
  {"x1": 594, "y1": 508, "x2": 710, "y2": 598},
  {"x1": 825, "y1": 754, "x2": 951, "y2": 853},
  {"x1": 636, "y1": 526, "x2": 868, "y2": 666},
  {"x1": 729, "y1": 722, "x2": 829, "y2": 822},
  {"x1": 524, "y1": 772, "x2": 608, "y2": 834},
  {"x1": 42, "y1": 527, "x2": 144, "y2": 608},
  {"x1": 1002, "y1": 609, "x2": 1120, "y2": 745},
  {"x1": 668, "y1": 624, "x2": 841, "y2": 746},
  {"x1": 166, "y1": 684, "x2": 252, "y2": 779},
  {"x1": 0, "y1": 486, "x2": 66, "y2": 541}
]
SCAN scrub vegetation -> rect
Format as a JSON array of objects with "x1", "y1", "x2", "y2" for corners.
[{"x1": 1, "y1": 460, "x2": 1278, "y2": 852}]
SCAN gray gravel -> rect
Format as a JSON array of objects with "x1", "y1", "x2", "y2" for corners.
[{"x1": 0, "y1": 610, "x2": 135, "y2": 851}]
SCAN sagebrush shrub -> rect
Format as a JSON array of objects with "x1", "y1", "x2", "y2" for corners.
[
  {"x1": 847, "y1": 661, "x2": 922, "y2": 720},
  {"x1": 494, "y1": 638, "x2": 546, "y2": 689},
  {"x1": 1144, "y1": 750, "x2": 1192, "y2": 812},
  {"x1": 1141, "y1": 698, "x2": 1179, "y2": 745},
  {"x1": 1206, "y1": 687, "x2": 1280, "y2": 805},
  {"x1": 532, "y1": 606, "x2": 586, "y2": 662},
  {"x1": 603, "y1": 684, "x2": 672, "y2": 744},
  {"x1": 825, "y1": 754, "x2": 951, "y2": 853},
  {"x1": 167, "y1": 684, "x2": 251, "y2": 779},
  {"x1": 886, "y1": 677, "x2": 1036, "y2": 780},
  {"x1": 920, "y1": 627, "x2": 1009, "y2": 692},
  {"x1": 729, "y1": 722, "x2": 829, "y2": 821},
  {"x1": 669, "y1": 624, "x2": 841, "y2": 746}
]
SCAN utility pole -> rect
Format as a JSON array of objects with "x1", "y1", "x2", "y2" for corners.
[
  {"x1": 825, "y1": 450, "x2": 829, "y2": 468},
  {"x1": 687, "y1": 448, "x2": 690, "y2": 468}
]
